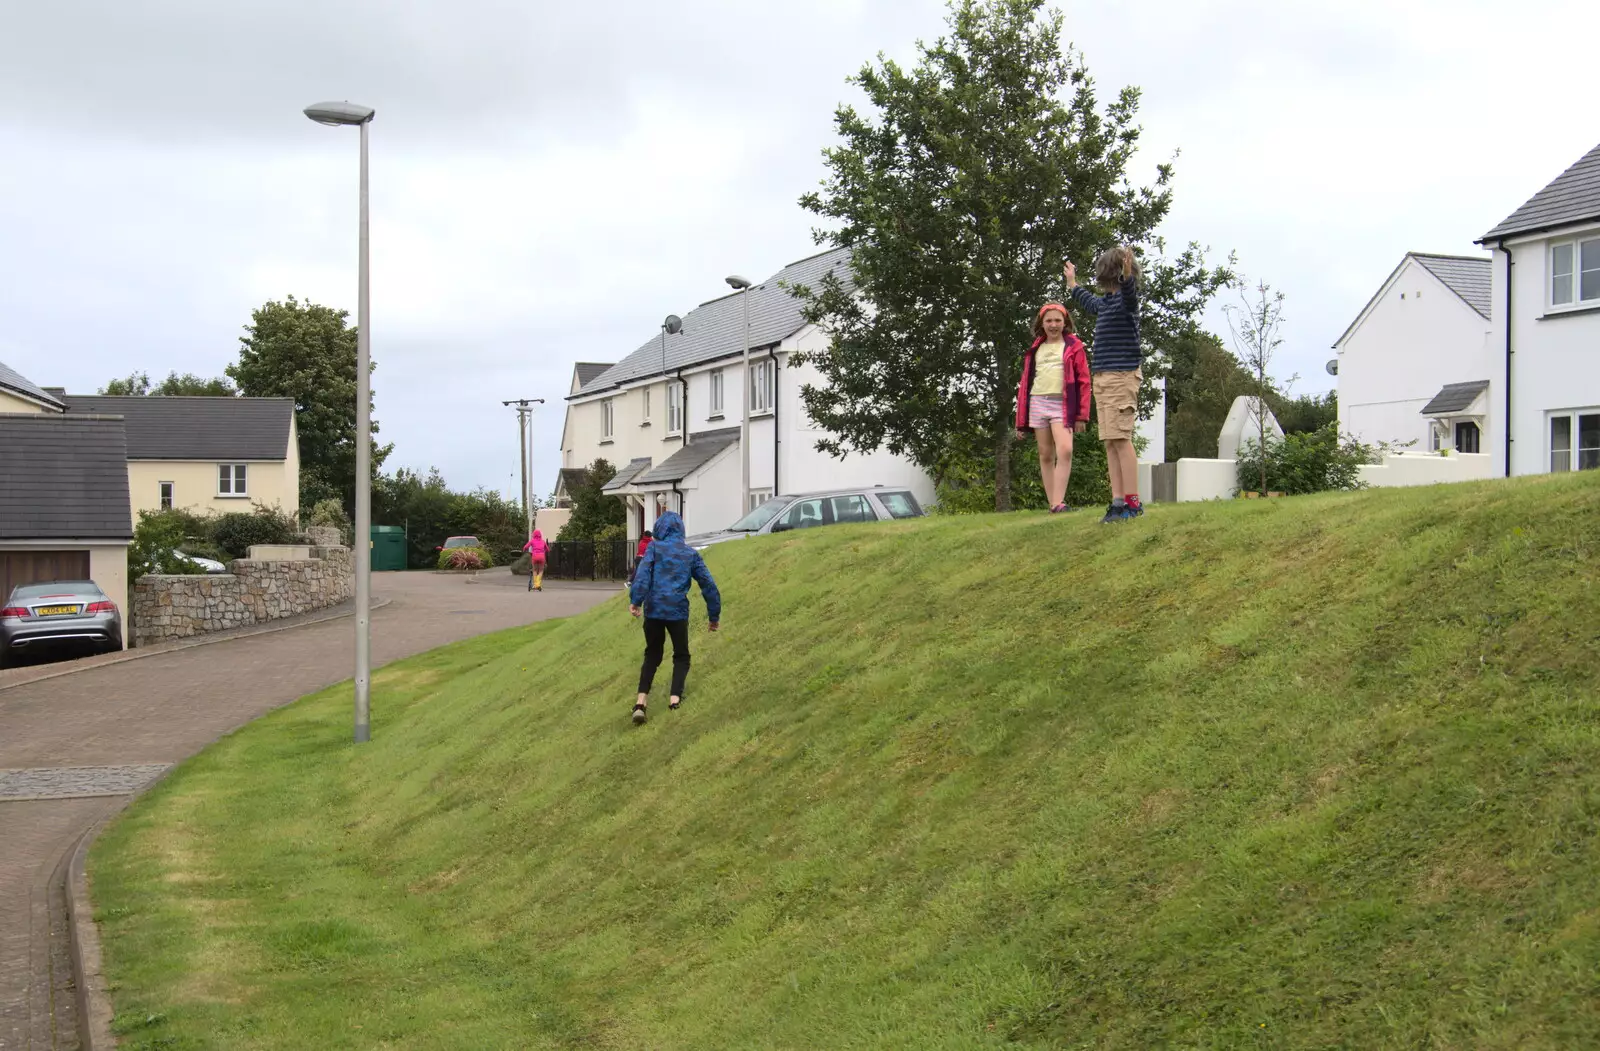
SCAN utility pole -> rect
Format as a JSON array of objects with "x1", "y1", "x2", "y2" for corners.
[{"x1": 502, "y1": 398, "x2": 545, "y2": 538}]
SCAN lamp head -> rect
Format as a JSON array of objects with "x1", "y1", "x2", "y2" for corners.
[{"x1": 305, "y1": 101, "x2": 376, "y2": 127}]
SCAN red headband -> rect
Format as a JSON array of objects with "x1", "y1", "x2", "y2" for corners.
[{"x1": 1038, "y1": 303, "x2": 1067, "y2": 321}]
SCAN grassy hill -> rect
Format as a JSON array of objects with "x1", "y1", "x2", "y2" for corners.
[{"x1": 92, "y1": 473, "x2": 1600, "y2": 1050}]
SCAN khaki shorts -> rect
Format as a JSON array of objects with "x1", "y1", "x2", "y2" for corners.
[{"x1": 1092, "y1": 369, "x2": 1141, "y2": 441}]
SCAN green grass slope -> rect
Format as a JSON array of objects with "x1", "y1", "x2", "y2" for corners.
[{"x1": 93, "y1": 473, "x2": 1600, "y2": 1050}]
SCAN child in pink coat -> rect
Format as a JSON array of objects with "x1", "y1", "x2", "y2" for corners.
[{"x1": 523, "y1": 530, "x2": 549, "y2": 591}]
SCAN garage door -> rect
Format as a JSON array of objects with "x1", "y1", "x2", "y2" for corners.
[{"x1": 0, "y1": 551, "x2": 92, "y2": 601}]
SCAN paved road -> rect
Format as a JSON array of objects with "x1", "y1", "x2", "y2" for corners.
[{"x1": 0, "y1": 571, "x2": 618, "y2": 1049}]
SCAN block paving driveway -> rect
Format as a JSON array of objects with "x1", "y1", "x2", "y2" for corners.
[{"x1": 0, "y1": 570, "x2": 618, "y2": 1049}]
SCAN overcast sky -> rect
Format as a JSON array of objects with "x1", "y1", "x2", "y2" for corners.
[{"x1": 3, "y1": 0, "x2": 1597, "y2": 498}]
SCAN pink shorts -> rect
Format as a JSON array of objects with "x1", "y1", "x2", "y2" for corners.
[{"x1": 1027, "y1": 394, "x2": 1065, "y2": 429}]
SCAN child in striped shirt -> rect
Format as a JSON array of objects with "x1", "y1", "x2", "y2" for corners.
[{"x1": 1067, "y1": 247, "x2": 1144, "y2": 523}]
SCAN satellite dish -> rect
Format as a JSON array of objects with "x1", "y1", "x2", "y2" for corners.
[
  {"x1": 663, "y1": 315, "x2": 683, "y2": 335},
  {"x1": 1325, "y1": 359, "x2": 1339, "y2": 377}
]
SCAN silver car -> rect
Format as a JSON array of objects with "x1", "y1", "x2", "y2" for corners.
[
  {"x1": 0, "y1": 580, "x2": 124, "y2": 668},
  {"x1": 687, "y1": 486, "x2": 926, "y2": 551}
]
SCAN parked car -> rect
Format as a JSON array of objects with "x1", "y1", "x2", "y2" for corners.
[
  {"x1": 687, "y1": 486, "x2": 926, "y2": 551},
  {"x1": 169, "y1": 550, "x2": 229, "y2": 574},
  {"x1": 435, "y1": 535, "x2": 482, "y2": 552},
  {"x1": 0, "y1": 580, "x2": 123, "y2": 668}
]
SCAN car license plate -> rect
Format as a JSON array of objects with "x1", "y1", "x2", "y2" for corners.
[{"x1": 36, "y1": 605, "x2": 81, "y2": 616}]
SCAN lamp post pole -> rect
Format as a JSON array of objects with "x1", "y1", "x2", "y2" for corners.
[{"x1": 305, "y1": 99, "x2": 376, "y2": 744}]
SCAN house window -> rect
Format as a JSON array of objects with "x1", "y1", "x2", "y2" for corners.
[
  {"x1": 667, "y1": 381, "x2": 684, "y2": 435},
  {"x1": 747, "y1": 488, "x2": 773, "y2": 513},
  {"x1": 601, "y1": 398, "x2": 614, "y2": 441},
  {"x1": 1454, "y1": 421, "x2": 1480, "y2": 454},
  {"x1": 709, "y1": 369, "x2": 725, "y2": 417},
  {"x1": 1551, "y1": 238, "x2": 1600, "y2": 306},
  {"x1": 1429, "y1": 426, "x2": 1442, "y2": 452},
  {"x1": 641, "y1": 386, "x2": 651, "y2": 424},
  {"x1": 217, "y1": 464, "x2": 248, "y2": 497},
  {"x1": 1549, "y1": 411, "x2": 1600, "y2": 472},
  {"x1": 750, "y1": 359, "x2": 776, "y2": 415},
  {"x1": 159, "y1": 481, "x2": 174, "y2": 510}
]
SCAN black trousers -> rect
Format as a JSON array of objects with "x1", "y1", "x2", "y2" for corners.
[{"x1": 638, "y1": 618, "x2": 691, "y2": 698}]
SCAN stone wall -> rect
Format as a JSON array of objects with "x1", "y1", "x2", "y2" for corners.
[
  {"x1": 302, "y1": 526, "x2": 342, "y2": 548},
  {"x1": 131, "y1": 545, "x2": 354, "y2": 647}
]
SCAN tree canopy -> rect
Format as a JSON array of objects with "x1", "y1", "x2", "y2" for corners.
[
  {"x1": 226, "y1": 295, "x2": 391, "y2": 515},
  {"x1": 101, "y1": 370, "x2": 237, "y2": 397}
]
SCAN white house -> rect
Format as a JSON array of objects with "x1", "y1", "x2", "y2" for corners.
[
  {"x1": 558, "y1": 248, "x2": 935, "y2": 539},
  {"x1": 1333, "y1": 253, "x2": 1495, "y2": 454},
  {"x1": 1477, "y1": 139, "x2": 1600, "y2": 477}
]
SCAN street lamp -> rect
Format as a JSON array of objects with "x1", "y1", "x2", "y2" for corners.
[
  {"x1": 305, "y1": 99, "x2": 376, "y2": 744},
  {"x1": 726, "y1": 275, "x2": 753, "y2": 512}
]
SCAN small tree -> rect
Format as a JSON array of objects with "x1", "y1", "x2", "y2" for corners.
[
  {"x1": 1224, "y1": 280, "x2": 1290, "y2": 496},
  {"x1": 557, "y1": 459, "x2": 628, "y2": 541}
]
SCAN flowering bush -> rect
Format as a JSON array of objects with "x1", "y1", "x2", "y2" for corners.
[{"x1": 437, "y1": 546, "x2": 493, "y2": 571}]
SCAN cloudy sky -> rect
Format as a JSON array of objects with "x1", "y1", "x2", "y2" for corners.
[{"x1": 3, "y1": 0, "x2": 1597, "y2": 498}]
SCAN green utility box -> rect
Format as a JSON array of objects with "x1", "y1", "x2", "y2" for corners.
[{"x1": 370, "y1": 525, "x2": 408, "y2": 571}]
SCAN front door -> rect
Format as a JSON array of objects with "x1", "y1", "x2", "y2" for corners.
[{"x1": 0, "y1": 550, "x2": 92, "y2": 601}]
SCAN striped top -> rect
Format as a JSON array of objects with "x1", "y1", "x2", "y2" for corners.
[{"x1": 1070, "y1": 276, "x2": 1142, "y2": 374}]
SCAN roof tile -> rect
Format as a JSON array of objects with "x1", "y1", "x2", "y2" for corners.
[
  {"x1": 1481, "y1": 140, "x2": 1600, "y2": 241},
  {"x1": 574, "y1": 248, "x2": 851, "y2": 397},
  {"x1": 62, "y1": 396, "x2": 293, "y2": 460},
  {"x1": 0, "y1": 414, "x2": 133, "y2": 540}
]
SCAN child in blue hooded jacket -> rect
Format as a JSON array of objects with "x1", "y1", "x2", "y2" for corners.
[{"x1": 627, "y1": 511, "x2": 721, "y2": 724}]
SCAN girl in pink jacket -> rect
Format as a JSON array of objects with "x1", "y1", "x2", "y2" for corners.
[{"x1": 523, "y1": 530, "x2": 549, "y2": 591}]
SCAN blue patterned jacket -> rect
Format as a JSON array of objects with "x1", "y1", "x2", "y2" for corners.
[{"x1": 628, "y1": 511, "x2": 722, "y2": 623}]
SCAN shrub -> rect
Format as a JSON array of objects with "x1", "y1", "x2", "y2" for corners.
[
  {"x1": 307, "y1": 498, "x2": 353, "y2": 545},
  {"x1": 211, "y1": 504, "x2": 299, "y2": 559},
  {"x1": 1235, "y1": 423, "x2": 1373, "y2": 496},
  {"x1": 932, "y1": 428, "x2": 1114, "y2": 514},
  {"x1": 437, "y1": 546, "x2": 493, "y2": 571},
  {"x1": 128, "y1": 511, "x2": 202, "y2": 582}
]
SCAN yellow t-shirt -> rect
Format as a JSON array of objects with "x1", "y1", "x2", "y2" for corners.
[{"x1": 1033, "y1": 341, "x2": 1065, "y2": 396}]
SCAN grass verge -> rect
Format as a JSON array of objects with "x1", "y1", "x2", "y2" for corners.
[{"x1": 92, "y1": 472, "x2": 1600, "y2": 1049}]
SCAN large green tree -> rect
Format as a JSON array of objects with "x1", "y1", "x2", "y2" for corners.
[
  {"x1": 227, "y1": 296, "x2": 391, "y2": 515},
  {"x1": 791, "y1": 0, "x2": 1230, "y2": 509},
  {"x1": 101, "y1": 370, "x2": 237, "y2": 396}
]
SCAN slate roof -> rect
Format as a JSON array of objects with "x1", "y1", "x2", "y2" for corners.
[
  {"x1": 574, "y1": 362, "x2": 614, "y2": 388},
  {"x1": 0, "y1": 413, "x2": 133, "y2": 541},
  {"x1": 634, "y1": 428, "x2": 741, "y2": 486},
  {"x1": 0, "y1": 359, "x2": 65, "y2": 411},
  {"x1": 554, "y1": 467, "x2": 590, "y2": 498},
  {"x1": 61, "y1": 395, "x2": 293, "y2": 460},
  {"x1": 574, "y1": 247, "x2": 853, "y2": 397},
  {"x1": 602, "y1": 457, "x2": 653, "y2": 492},
  {"x1": 1420, "y1": 380, "x2": 1491, "y2": 416},
  {"x1": 1412, "y1": 254, "x2": 1491, "y2": 319},
  {"x1": 1481, "y1": 140, "x2": 1600, "y2": 242}
]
